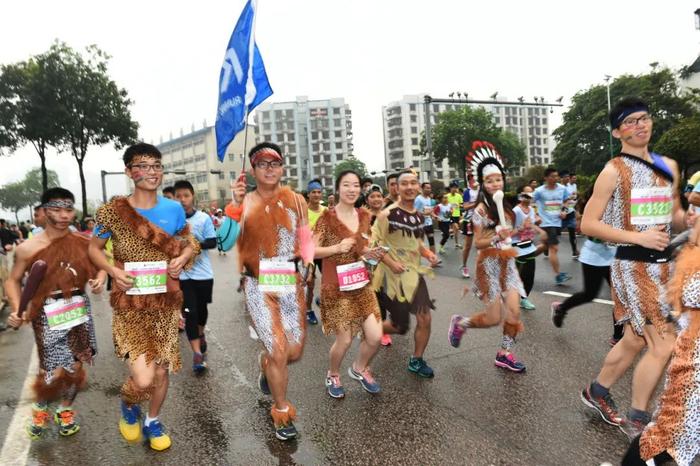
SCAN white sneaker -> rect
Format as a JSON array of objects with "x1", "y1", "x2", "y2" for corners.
[{"x1": 461, "y1": 266, "x2": 470, "y2": 278}]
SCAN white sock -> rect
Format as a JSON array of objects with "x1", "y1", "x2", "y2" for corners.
[{"x1": 144, "y1": 415, "x2": 157, "y2": 426}]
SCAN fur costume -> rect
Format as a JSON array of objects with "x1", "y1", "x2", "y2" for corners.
[
  {"x1": 25, "y1": 233, "x2": 97, "y2": 402},
  {"x1": 315, "y1": 207, "x2": 381, "y2": 336},
  {"x1": 95, "y1": 196, "x2": 200, "y2": 376}
]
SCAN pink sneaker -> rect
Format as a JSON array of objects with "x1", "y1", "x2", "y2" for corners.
[
  {"x1": 381, "y1": 334, "x2": 392, "y2": 346},
  {"x1": 448, "y1": 315, "x2": 468, "y2": 348}
]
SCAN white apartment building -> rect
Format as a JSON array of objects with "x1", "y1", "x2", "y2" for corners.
[
  {"x1": 158, "y1": 124, "x2": 256, "y2": 209},
  {"x1": 254, "y1": 96, "x2": 354, "y2": 189},
  {"x1": 382, "y1": 94, "x2": 553, "y2": 183}
]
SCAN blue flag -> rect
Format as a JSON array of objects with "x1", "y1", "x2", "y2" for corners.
[{"x1": 215, "y1": 0, "x2": 273, "y2": 161}]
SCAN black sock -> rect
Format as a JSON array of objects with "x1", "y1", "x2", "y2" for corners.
[{"x1": 590, "y1": 381, "x2": 609, "y2": 398}]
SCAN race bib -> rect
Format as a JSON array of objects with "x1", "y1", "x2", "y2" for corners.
[
  {"x1": 44, "y1": 296, "x2": 89, "y2": 331},
  {"x1": 125, "y1": 261, "x2": 167, "y2": 295},
  {"x1": 336, "y1": 261, "x2": 370, "y2": 291},
  {"x1": 259, "y1": 260, "x2": 296, "y2": 294},
  {"x1": 631, "y1": 187, "x2": 672, "y2": 226},
  {"x1": 544, "y1": 200, "x2": 561, "y2": 213}
]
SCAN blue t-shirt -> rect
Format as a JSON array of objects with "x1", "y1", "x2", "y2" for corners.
[
  {"x1": 579, "y1": 239, "x2": 616, "y2": 267},
  {"x1": 95, "y1": 196, "x2": 186, "y2": 239},
  {"x1": 533, "y1": 184, "x2": 568, "y2": 227},
  {"x1": 414, "y1": 195, "x2": 436, "y2": 226},
  {"x1": 180, "y1": 210, "x2": 215, "y2": 281}
]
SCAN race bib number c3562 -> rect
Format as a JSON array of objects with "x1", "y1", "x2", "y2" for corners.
[
  {"x1": 44, "y1": 296, "x2": 89, "y2": 331},
  {"x1": 124, "y1": 261, "x2": 168, "y2": 295},
  {"x1": 336, "y1": 261, "x2": 370, "y2": 291},
  {"x1": 258, "y1": 260, "x2": 296, "y2": 294},
  {"x1": 630, "y1": 187, "x2": 672, "y2": 226}
]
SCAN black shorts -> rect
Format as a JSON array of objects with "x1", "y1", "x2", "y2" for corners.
[
  {"x1": 424, "y1": 224, "x2": 435, "y2": 246},
  {"x1": 543, "y1": 227, "x2": 561, "y2": 246},
  {"x1": 461, "y1": 218, "x2": 473, "y2": 236},
  {"x1": 450, "y1": 217, "x2": 460, "y2": 224}
]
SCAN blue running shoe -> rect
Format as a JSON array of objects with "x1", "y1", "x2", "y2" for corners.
[
  {"x1": 494, "y1": 352, "x2": 526, "y2": 373},
  {"x1": 306, "y1": 310, "x2": 318, "y2": 325},
  {"x1": 258, "y1": 352, "x2": 271, "y2": 395},
  {"x1": 119, "y1": 401, "x2": 142, "y2": 442},
  {"x1": 193, "y1": 352, "x2": 207, "y2": 374},
  {"x1": 142, "y1": 419, "x2": 171, "y2": 451},
  {"x1": 408, "y1": 357, "x2": 434, "y2": 378},
  {"x1": 555, "y1": 272, "x2": 572, "y2": 285},
  {"x1": 347, "y1": 366, "x2": 380, "y2": 394},
  {"x1": 325, "y1": 374, "x2": 345, "y2": 399}
]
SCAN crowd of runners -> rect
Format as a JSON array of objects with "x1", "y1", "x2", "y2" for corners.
[{"x1": 1, "y1": 96, "x2": 698, "y2": 466}]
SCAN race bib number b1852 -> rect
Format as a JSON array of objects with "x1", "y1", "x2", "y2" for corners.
[{"x1": 336, "y1": 261, "x2": 370, "y2": 291}]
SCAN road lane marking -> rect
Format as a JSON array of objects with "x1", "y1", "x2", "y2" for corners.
[
  {"x1": 0, "y1": 346, "x2": 38, "y2": 466},
  {"x1": 543, "y1": 291, "x2": 614, "y2": 306}
]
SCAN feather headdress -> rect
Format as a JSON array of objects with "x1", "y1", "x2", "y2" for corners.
[{"x1": 466, "y1": 141, "x2": 506, "y2": 185}]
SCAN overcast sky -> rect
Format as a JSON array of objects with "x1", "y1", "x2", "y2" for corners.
[{"x1": 1, "y1": 0, "x2": 699, "y2": 219}]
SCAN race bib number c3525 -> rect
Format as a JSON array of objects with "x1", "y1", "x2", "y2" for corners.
[
  {"x1": 124, "y1": 261, "x2": 168, "y2": 295},
  {"x1": 44, "y1": 296, "x2": 89, "y2": 331},
  {"x1": 630, "y1": 187, "x2": 672, "y2": 226},
  {"x1": 258, "y1": 260, "x2": 297, "y2": 294}
]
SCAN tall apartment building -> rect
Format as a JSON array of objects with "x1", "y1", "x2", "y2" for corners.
[
  {"x1": 157, "y1": 124, "x2": 256, "y2": 209},
  {"x1": 254, "y1": 96, "x2": 354, "y2": 189},
  {"x1": 382, "y1": 94, "x2": 553, "y2": 183}
]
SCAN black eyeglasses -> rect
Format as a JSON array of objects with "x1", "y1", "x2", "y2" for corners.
[
  {"x1": 621, "y1": 114, "x2": 652, "y2": 128},
  {"x1": 129, "y1": 163, "x2": 164, "y2": 172},
  {"x1": 255, "y1": 160, "x2": 283, "y2": 169}
]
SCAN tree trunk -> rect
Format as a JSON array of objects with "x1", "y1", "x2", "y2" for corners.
[
  {"x1": 39, "y1": 142, "x2": 48, "y2": 192},
  {"x1": 14, "y1": 209, "x2": 19, "y2": 225},
  {"x1": 76, "y1": 156, "x2": 88, "y2": 219}
]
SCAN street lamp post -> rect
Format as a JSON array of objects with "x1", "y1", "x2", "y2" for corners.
[{"x1": 604, "y1": 75, "x2": 614, "y2": 158}]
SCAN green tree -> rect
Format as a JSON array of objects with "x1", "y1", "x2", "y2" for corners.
[
  {"x1": 24, "y1": 167, "x2": 60, "y2": 201},
  {"x1": 333, "y1": 156, "x2": 369, "y2": 179},
  {"x1": 0, "y1": 181, "x2": 29, "y2": 224},
  {"x1": 50, "y1": 43, "x2": 139, "y2": 217},
  {"x1": 653, "y1": 117, "x2": 700, "y2": 179},
  {"x1": 552, "y1": 67, "x2": 700, "y2": 176},
  {"x1": 0, "y1": 49, "x2": 66, "y2": 191},
  {"x1": 422, "y1": 106, "x2": 527, "y2": 183}
]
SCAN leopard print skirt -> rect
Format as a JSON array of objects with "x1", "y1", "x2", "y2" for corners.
[{"x1": 112, "y1": 307, "x2": 181, "y2": 372}]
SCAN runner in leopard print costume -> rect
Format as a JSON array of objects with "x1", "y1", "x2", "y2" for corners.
[
  {"x1": 6, "y1": 188, "x2": 107, "y2": 440},
  {"x1": 89, "y1": 143, "x2": 199, "y2": 452}
]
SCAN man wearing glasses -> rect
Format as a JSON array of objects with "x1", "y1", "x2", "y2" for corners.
[
  {"x1": 579, "y1": 97, "x2": 691, "y2": 442},
  {"x1": 89, "y1": 143, "x2": 200, "y2": 451},
  {"x1": 226, "y1": 142, "x2": 309, "y2": 441}
]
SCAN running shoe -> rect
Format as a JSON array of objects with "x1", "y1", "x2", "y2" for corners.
[
  {"x1": 555, "y1": 272, "x2": 572, "y2": 285},
  {"x1": 448, "y1": 314, "x2": 467, "y2": 348},
  {"x1": 275, "y1": 421, "x2": 298, "y2": 441},
  {"x1": 520, "y1": 298, "x2": 536, "y2": 310},
  {"x1": 572, "y1": 254, "x2": 579, "y2": 260},
  {"x1": 193, "y1": 352, "x2": 207, "y2": 374},
  {"x1": 200, "y1": 334, "x2": 207, "y2": 354},
  {"x1": 408, "y1": 356, "x2": 434, "y2": 378},
  {"x1": 142, "y1": 419, "x2": 172, "y2": 451},
  {"x1": 619, "y1": 417, "x2": 649, "y2": 440},
  {"x1": 26, "y1": 402, "x2": 49, "y2": 440},
  {"x1": 455, "y1": 242, "x2": 462, "y2": 248},
  {"x1": 494, "y1": 352, "x2": 526, "y2": 373},
  {"x1": 380, "y1": 334, "x2": 392, "y2": 346},
  {"x1": 54, "y1": 406, "x2": 80, "y2": 437},
  {"x1": 438, "y1": 246, "x2": 446, "y2": 255},
  {"x1": 580, "y1": 386, "x2": 623, "y2": 426},
  {"x1": 461, "y1": 266, "x2": 470, "y2": 278},
  {"x1": 551, "y1": 301, "x2": 566, "y2": 327},
  {"x1": 306, "y1": 310, "x2": 318, "y2": 325},
  {"x1": 119, "y1": 401, "x2": 142, "y2": 442},
  {"x1": 325, "y1": 374, "x2": 345, "y2": 398},
  {"x1": 348, "y1": 366, "x2": 381, "y2": 394},
  {"x1": 258, "y1": 352, "x2": 271, "y2": 395}
]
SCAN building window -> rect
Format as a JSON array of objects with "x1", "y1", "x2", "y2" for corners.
[
  {"x1": 410, "y1": 115, "x2": 417, "y2": 122},
  {"x1": 313, "y1": 155, "x2": 320, "y2": 164},
  {"x1": 333, "y1": 107, "x2": 340, "y2": 115},
  {"x1": 288, "y1": 157, "x2": 297, "y2": 165},
  {"x1": 323, "y1": 154, "x2": 331, "y2": 163},
  {"x1": 290, "y1": 168, "x2": 298, "y2": 176},
  {"x1": 335, "y1": 142, "x2": 342, "y2": 149},
  {"x1": 410, "y1": 126, "x2": 418, "y2": 134},
  {"x1": 334, "y1": 130, "x2": 342, "y2": 138},
  {"x1": 218, "y1": 173, "x2": 224, "y2": 180},
  {"x1": 337, "y1": 153, "x2": 343, "y2": 160},
  {"x1": 219, "y1": 190, "x2": 226, "y2": 201},
  {"x1": 411, "y1": 138, "x2": 418, "y2": 145},
  {"x1": 409, "y1": 104, "x2": 416, "y2": 111},
  {"x1": 230, "y1": 171, "x2": 236, "y2": 179}
]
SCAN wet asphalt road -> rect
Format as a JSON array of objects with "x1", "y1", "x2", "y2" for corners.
[{"x1": 0, "y1": 235, "x2": 656, "y2": 465}]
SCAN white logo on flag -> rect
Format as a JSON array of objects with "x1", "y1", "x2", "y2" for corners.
[{"x1": 220, "y1": 48, "x2": 244, "y2": 94}]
